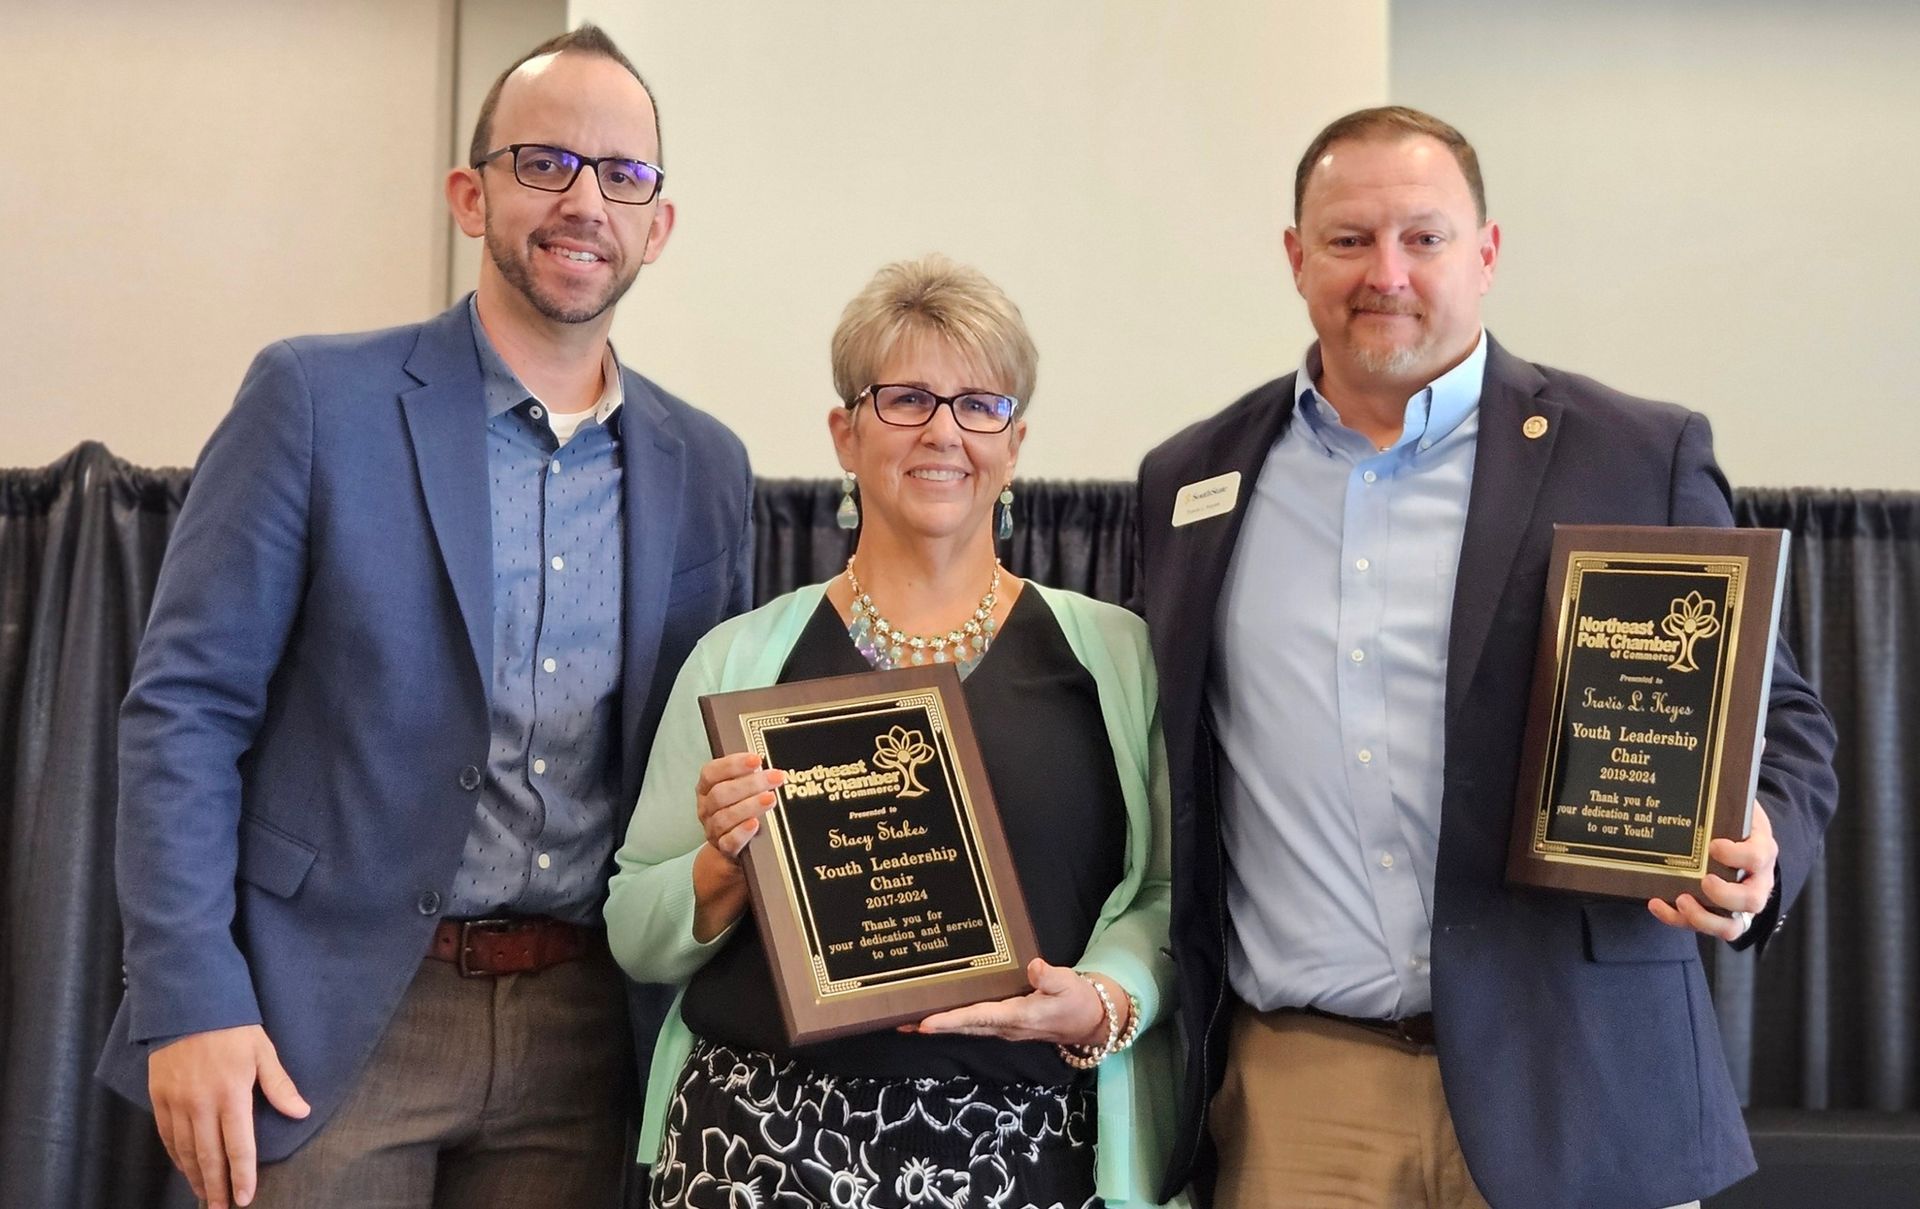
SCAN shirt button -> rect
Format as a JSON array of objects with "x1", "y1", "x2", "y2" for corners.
[
  {"x1": 1411, "y1": 954, "x2": 1427, "y2": 970},
  {"x1": 1419, "y1": 440, "x2": 1432, "y2": 451},
  {"x1": 529, "y1": 405, "x2": 544, "y2": 420},
  {"x1": 542, "y1": 657, "x2": 557, "y2": 673},
  {"x1": 1350, "y1": 649, "x2": 1366, "y2": 663},
  {"x1": 416, "y1": 890, "x2": 441, "y2": 915},
  {"x1": 1357, "y1": 748, "x2": 1374, "y2": 764},
  {"x1": 551, "y1": 459, "x2": 562, "y2": 474},
  {"x1": 551, "y1": 556, "x2": 565, "y2": 571},
  {"x1": 537, "y1": 853, "x2": 552, "y2": 870},
  {"x1": 533, "y1": 758, "x2": 548, "y2": 775},
  {"x1": 1362, "y1": 470, "x2": 1378, "y2": 484},
  {"x1": 1355, "y1": 557, "x2": 1371, "y2": 572},
  {"x1": 1380, "y1": 852, "x2": 1395, "y2": 869},
  {"x1": 458, "y1": 765, "x2": 481, "y2": 791}
]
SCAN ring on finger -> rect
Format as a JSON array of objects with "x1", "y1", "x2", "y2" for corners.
[{"x1": 1730, "y1": 909, "x2": 1754, "y2": 937}]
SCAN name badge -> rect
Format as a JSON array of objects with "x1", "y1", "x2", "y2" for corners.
[{"x1": 1171, "y1": 471, "x2": 1242, "y2": 527}]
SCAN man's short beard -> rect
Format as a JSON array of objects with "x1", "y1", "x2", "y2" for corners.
[
  {"x1": 1350, "y1": 341, "x2": 1425, "y2": 377},
  {"x1": 484, "y1": 219, "x2": 639, "y2": 325}
]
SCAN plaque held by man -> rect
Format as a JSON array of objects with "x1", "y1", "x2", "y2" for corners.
[
  {"x1": 701, "y1": 664, "x2": 1039, "y2": 1045},
  {"x1": 1507, "y1": 525, "x2": 1789, "y2": 906}
]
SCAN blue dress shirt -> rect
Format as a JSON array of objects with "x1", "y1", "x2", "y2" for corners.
[
  {"x1": 445, "y1": 299, "x2": 626, "y2": 923},
  {"x1": 1209, "y1": 332, "x2": 1487, "y2": 1018}
]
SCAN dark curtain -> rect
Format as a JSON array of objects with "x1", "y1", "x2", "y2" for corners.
[
  {"x1": 2, "y1": 444, "x2": 193, "y2": 1209},
  {"x1": 1717, "y1": 490, "x2": 1920, "y2": 1111},
  {"x1": 2, "y1": 446, "x2": 1915, "y2": 1209},
  {"x1": 750, "y1": 477, "x2": 1140, "y2": 608}
]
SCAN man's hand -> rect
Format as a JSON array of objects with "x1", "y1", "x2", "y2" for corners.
[
  {"x1": 148, "y1": 1024, "x2": 310, "y2": 1208},
  {"x1": 1648, "y1": 798, "x2": 1779, "y2": 942}
]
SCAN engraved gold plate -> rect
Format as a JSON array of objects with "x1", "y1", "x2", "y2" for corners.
[
  {"x1": 1507, "y1": 526, "x2": 1789, "y2": 906},
  {"x1": 703, "y1": 665, "x2": 1038, "y2": 1045}
]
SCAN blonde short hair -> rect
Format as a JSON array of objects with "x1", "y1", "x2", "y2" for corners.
[{"x1": 830, "y1": 255, "x2": 1038, "y2": 410}]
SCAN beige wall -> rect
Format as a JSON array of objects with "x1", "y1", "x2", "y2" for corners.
[
  {"x1": 448, "y1": 0, "x2": 569, "y2": 301},
  {"x1": 0, "y1": 0, "x2": 455, "y2": 470},
  {"x1": 577, "y1": 0, "x2": 1390, "y2": 481},
  {"x1": 1393, "y1": 0, "x2": 1920, "y2": 490},
  {"x1": 7, "y1": 3, "x2": 1912, "y2": 489}
]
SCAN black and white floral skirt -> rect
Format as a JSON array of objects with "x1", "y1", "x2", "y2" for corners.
[{"x1": 649, "y1": 1039, "x2": 1098, "y2": 1209}]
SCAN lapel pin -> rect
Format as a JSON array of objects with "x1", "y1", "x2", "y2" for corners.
[{"x1": 1523, "y1": 415, "x2": 1549, "y2": 440}]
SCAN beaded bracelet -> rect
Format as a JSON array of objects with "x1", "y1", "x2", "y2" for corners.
[{"x1": 1056, "y1": 973, "x2": 1141, "y2": 1069}]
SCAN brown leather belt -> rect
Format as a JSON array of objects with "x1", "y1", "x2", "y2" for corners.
[
  {"x1": 427, "y1": 917, "x2": 607, "y2": 978},
  {"x1": 1296, "y1": 1005, "x2": 1436, "y2": 1048}
]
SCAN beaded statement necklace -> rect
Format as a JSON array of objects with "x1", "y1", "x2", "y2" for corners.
[{"x1": 845, "y1": 555, "x2": 1001, "y2": 674}]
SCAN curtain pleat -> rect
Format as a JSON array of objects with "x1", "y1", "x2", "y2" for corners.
[
  {"x1": 1, "y1": 444, "x2": 194, "y2": 1209},
  {"x1": 1727, "y1": 490, "x2": 1920, "y2": 1111},
  {"x1": 1, "y1": 448, "x2": 1913, "y2": 1208}
]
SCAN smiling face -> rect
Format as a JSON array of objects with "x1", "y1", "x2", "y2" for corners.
[
  {"x1": 448, "y1": 51, "x2": 672, "y2": 331},
  {"x1": 830, "y1": 332, "x2": 1025, "y2": 553},
  {"x1": 1285, "y1": 134, "x2": 1498, "y2": 393}
]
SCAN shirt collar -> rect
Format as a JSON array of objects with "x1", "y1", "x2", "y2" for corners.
[
  {"x1": 1292, "y1": 329, "x2": 1488, "y2": 454},
  {"x1": 466, "y1": 293, "x2": 625, "y2": 428}
]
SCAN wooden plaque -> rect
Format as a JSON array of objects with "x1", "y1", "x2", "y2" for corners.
[
  {"x1": 1506, "y1": 525, "x2": 1788, "y2": 906},
  {"x1": 700, "y1": 664, "x2": 1039, "y2": 1046}
]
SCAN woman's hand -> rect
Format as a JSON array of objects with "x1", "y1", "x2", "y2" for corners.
[
  {"x1": 689, "y1": 753, "x2": 784, "y2": 942},
  {"x1": 907, "y1": 958, "x2": 1128, "y2": 1049}
]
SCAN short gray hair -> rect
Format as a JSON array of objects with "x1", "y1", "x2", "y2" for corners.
[{"x1": 830, "y1": 255, "x2": 1038, "y2": 409}]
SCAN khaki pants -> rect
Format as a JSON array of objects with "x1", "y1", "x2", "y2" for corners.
[
  {"x1": 250, "y1": 951, "x2": 633, "y2": 1209},
  {"x1": 1209, "y1": 1005, "x2": 1698, "y2": 1209}
]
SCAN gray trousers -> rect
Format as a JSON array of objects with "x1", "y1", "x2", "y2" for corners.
[{"x1": 251, "y1": 950, "x2": 634, "y2": 1209}]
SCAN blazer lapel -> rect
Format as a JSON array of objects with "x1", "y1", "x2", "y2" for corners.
[
  {"x1": 1157, "y1": 379, "x2": 1298, "y2": 734},
  {"x1": 400, "y1": 304, "x2": 493, "y2": 691},
  {"x1": 616, "y1": 372, "x2": 686, "y2": 795},
  {"x1": 1446, "y1": 339, "x2": 1559, "y2": 720}
]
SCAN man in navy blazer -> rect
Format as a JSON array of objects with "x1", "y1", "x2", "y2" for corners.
[
  {"x1": 96, "y1": 25, "x2": 752, "y2": 1209},
  {"x1": 1137, "y1": 107, "x2": 1837, "y2": 1209}
]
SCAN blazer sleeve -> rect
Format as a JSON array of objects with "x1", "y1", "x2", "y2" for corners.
[
  {"x1": 117, "y1": 341, "x2": 315, "y2": 1042},
  {"x1": 1668, "y1": 411, "x2": 1839, "y2": 952},
  {"x1": 727, "y1": 456, "x2": 756, "y2": 617},
  {"x1": 606, "y1": 633, "x2": 741, "y2": 985}
]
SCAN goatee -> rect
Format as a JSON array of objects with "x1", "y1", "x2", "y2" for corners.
[{"x1": 484, "y1": 219, "x2": 639, "y2": 325}]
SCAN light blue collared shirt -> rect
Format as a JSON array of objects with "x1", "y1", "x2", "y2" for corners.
[{"x1": 1210, "y1": 332, "x2": 1487, "y2": 1018}]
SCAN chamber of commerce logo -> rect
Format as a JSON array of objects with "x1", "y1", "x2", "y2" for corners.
[
  {"x1": 872, "y1": 726, "x2": 935, "y2": 799},
  {"x1": 1660, "y1": 591, "x2": 1721, "y2": 673}
]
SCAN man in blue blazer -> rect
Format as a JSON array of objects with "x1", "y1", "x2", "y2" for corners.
[
  {"x1": 1137, "y1": 107, "x2": 1837, "y2": 1209},
  {"x1": 96, "y1": 25, "x2": 752, "y2": 1209}
]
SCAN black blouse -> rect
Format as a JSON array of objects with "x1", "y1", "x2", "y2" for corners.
[{"x1": 679, "y1": 589, "x2": 1128, "y2": 1084}]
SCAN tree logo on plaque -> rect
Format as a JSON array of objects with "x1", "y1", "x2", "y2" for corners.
[
  {"x1": 1661, "y1": 591, "x2": 1722, "y2": 673},
  {"x1": 872, "y1": 726, "x2": 935, "y2": 799}
]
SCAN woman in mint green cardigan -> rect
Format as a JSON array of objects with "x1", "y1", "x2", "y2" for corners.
[{"x1": 606, "y1": 255, "x2": 1182, "y2": 1209}]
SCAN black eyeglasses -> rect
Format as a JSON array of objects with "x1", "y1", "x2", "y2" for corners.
[
  {"x1": 852, "y1": 384, "x2": 1021, "y2": 434},
  {"x1": 472, "y1": 143, "x2": 664, "y2": 205}
]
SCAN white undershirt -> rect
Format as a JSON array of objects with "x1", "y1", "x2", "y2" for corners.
[{"x1": 541, "y1": 345, "x2": 625, "y2": 446}]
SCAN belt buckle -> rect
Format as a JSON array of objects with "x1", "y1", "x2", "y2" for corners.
[
  {"x1": 1390, "y1": 1014, "x2": 1433, "y2": 1048},
  {"x1": 456, "y1": 918, "x2": 516, "y2": 978}
]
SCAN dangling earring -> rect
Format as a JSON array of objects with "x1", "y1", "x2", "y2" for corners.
[
  {"x1": 836, "y1": 471, "x2": 860, "y2": 530},
  {"x1": 997, "y1": 484, "x2": 1015, "y2": 541}
]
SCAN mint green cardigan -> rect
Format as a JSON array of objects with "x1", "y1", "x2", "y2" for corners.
[{"x1": 606, "y1": 581, "x2": 1184, "y2": 1207}]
